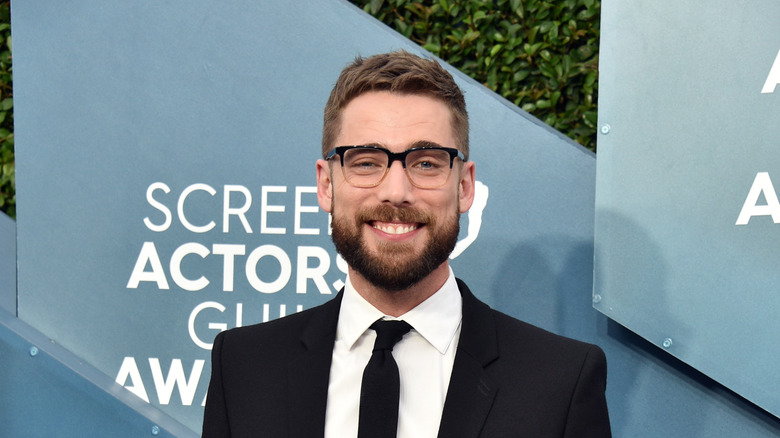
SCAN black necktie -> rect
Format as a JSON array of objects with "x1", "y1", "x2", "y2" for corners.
[{"x1": 357, "y1": 319, "x2": 412, "y2": 438}]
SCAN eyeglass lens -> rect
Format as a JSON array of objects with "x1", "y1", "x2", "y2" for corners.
[{"x1": 342, "y1": 148, "x2": 453, "y2": 188}]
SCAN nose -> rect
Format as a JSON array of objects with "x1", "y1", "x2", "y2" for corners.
[{"x1": 377, "y1": 160, "x2": 415, "y2": 206}]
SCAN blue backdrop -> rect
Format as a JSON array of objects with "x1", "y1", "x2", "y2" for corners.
[
  {"x1": 4, "y1": 0, "x2": 780, "y2": 436},
  {"x1": 596, "y1": 0, "x2": 780, "y2": 418}
]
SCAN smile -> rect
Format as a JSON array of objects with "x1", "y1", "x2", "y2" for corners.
[{"x1": 372, "y1": 222, "x2": 419, "y2": 235}]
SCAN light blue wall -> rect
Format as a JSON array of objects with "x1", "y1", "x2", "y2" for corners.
[
  {"x1": 595, "y1": 0, "x2": 780, "y2": 421},
  {"x1": 5, "y1": 1, "x2": 780, "y2": 436},
  {"x1": 0, "y1": 212, "x2": 14, "y2": 314},
  {"x1": 0, "y1": 304, "x2": 196, "y2": 438}
]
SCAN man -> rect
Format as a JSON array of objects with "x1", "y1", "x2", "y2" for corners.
[{"x1": 203, "y1": 51, "x2": 611, "y2": 437}]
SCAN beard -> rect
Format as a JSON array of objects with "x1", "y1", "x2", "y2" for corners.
[{"x1": 331, "y1": 202, "x2": 460, "y2": 292}]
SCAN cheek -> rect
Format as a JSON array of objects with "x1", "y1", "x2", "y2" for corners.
[
  {"x1": 330, "y1": 188, "x2": 362, "y2": 217},
  {"x1": 421, "y1": 194, "x2": 460, "y2": 221}
]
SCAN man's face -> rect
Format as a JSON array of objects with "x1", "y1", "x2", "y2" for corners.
[{"x1": 316, "y1": 91, "x2": 475, "y2": 291}]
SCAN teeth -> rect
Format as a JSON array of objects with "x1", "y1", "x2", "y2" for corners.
[{"x1": 374, "y1": 223, "x2": 418, "y2": 235}]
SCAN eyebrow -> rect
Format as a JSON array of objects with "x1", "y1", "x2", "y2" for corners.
[{"x1": 357, "y1": 140, "x2": 448, "y2": 150}]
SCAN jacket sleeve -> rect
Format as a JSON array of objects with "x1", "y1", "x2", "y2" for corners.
[
  {"x1": 202, "y1": 330, "x2": 230, "y2": 438},
  {"x1": 563, "y1": 344, "x2": 611, "y2": 437}
]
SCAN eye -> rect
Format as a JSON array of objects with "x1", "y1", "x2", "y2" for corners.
[
  {"x1": 344, "y1": 150, "x2": 387, "y2": 174},
  {"x1": 408, "y1": 153, "x2": 447, "y2": 171},
  {"x1": 353, "y1": 159, "x2": 381, "y2": 168}
]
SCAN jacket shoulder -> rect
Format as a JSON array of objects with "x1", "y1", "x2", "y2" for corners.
[
  {"x1": 491, "y1": 309, "x2": 603, "y2": 358},
  {"x1": 215, "y1": 292, "x2": 341, "y2": 358}
]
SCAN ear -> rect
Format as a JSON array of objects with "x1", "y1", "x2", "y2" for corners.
[
  {"x1": 458, "y1": 161, "x2": 476, "y2": 213},
  {"x1": 316, "y1": 159, "x2": 333, "y2": 213}
]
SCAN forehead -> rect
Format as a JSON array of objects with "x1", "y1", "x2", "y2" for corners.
[{"x1": 336, "y1": 91, "x2": 455, "y2": 151}]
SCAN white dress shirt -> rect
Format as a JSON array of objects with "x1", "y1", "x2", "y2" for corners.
[{"x1": 324, "y1": 268, "x2": 463, "y2": 438}]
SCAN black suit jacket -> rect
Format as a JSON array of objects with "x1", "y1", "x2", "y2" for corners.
[{"x1": 203, "y1": 279, "x2": 611, "y2": 437}]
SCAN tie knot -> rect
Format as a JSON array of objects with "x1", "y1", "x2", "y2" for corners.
[{"x1": 370, "y1": 320, "x2": 412, "y2": 351}]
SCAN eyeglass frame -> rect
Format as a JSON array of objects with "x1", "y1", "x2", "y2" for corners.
[{"x1": 324, "y1": 144, "x2": 467, "y2": 189}]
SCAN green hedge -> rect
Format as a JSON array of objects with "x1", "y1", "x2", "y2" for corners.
[
  {"x1": 0, "y1": 0, "x2": 601, "y2": 219},
  {"x1": 0, "y1": 1, "x2": 11, "y2": 218},
  {"x1": 350, "y1": 0, "x2": 600, "y2": 150}
]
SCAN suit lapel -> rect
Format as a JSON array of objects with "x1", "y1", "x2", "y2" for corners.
[
  {"x1": 437, "y1": 280, "x2": 499, "y2": 438},
  {"x1": 287, "y1": 292, "x2": 343, "y2": 438}
]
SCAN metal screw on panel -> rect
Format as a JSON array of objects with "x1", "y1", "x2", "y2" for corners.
[
  {"x1": 662, "y1": 338, "x2": 673, "y2": 349},
  {"x1": 29, "y1": 346, "x2": 39, "y2": 357},
  {"x1": 151, "y1": 425, "x2": 160, "y2": 436},
  {"x1": 593, "y1": 294, "x2": 602, "y2": 304},
  {"x1": 600, "y1": 124, "x2": 611, "y2": 135}
]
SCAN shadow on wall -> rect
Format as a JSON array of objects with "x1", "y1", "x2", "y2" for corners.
[
  {"x1": 596, "y1": 211, "x2": 780, "y2": 436},
  {"x1": 487, "y1": 221, "x2": 780, "y2": 436},
  {"x1": 489, "y1": 237, "x2": 595, "y2": 338}
]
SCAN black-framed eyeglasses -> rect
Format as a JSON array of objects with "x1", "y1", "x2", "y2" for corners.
[{"x1": 325, "y1": 145, "x2": 466, "y2": 189}]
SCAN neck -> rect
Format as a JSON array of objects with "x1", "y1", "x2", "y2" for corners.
[{"x1": 349, "y1": 262, "x2": 451, "y2": 317}]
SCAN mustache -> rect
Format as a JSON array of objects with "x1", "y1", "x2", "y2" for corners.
[{"x1": 356, "y1": 204, "x2": 434, "y2": 224}]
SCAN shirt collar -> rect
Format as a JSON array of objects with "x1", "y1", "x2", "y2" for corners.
[{"x1": 337, "y1": 268, "x2": 463, "y2": 355}]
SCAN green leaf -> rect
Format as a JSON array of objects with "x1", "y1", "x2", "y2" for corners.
[
  {"x1": 536, "y1": 99, "x2": 551, "y2": 109},
  {"x1": 423, "y1": 42, "x2": 442, "y2": 53},
  {"x1": 369, "y1": 0, "x2": 384, "y2": 14},
  {"x1": 584, "y1": 110, "x2": 598, "y2": 125},
  {"x1": 513, "y1": 70, "x2": 531, "y2": 82},
  {"x1": 551, "y1": 90, "x2": 561, "y2": 106},
  {"x1": 584, "y1": 71, "x2": 597, "y2": 87}
]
